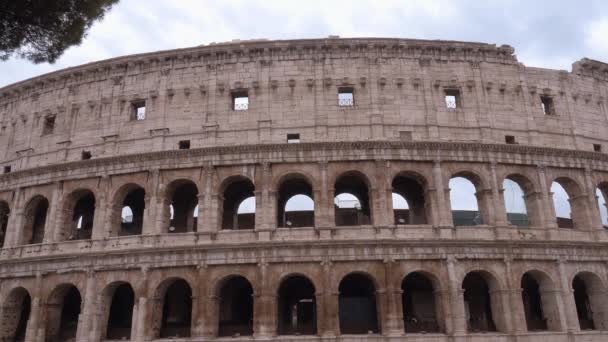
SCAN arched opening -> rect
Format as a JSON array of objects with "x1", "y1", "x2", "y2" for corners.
[
  {"x1": 338, "y1": 273, "x2": 379, "y2": 334},
  {"x1": 167, "y1": 181, "x2": 198, "y2": 233},
  {"x1": 449, "y1": 175, "x2": 483, "y2": 226},
  {"x1": 159, "y1": 279, "x2": 192, "y2": 338},
  {"x1": 401, "y1": 272, "x2": 440, "y2": 333},
  {"x1": 221, "y1": 177, "x2": 255, "y2": 230},
  {"x1": 0, "y1": 201, "x2": 10, "y2": 248},
  {"x1": 277, "y1": 275, "x2": 317, "y2": 335},
  {"x1": 45, "y1": 284, "x2": 81, "y2": 342},
  {"x1": 521, "y1": 273, "x2": 546, "y2": 331},
  {"x1": 573, "y1": 275, "x2": 594, "y2": 330},
  {"x1": 595, "y1": 184, "x2": 608, "y2": 229},
  {"x1": 105, "y1": 283, "x2": 135, "y2": 340},
  {"x1": 334, "y1": 172, "x2": 371, "y2": 226},
  {"x1": 23, "y1": 196, "x2": 48, "y2": 244},
  {"x1": 116, "y1": 186, "x2": 145, "y2": 236},
  {"x1": 277, "y1": 176, "x2": 315, "y2": 228},
  {"x1": 503, "y1": 178, "x2": 529, "y2": 227},
  {"x1": 218, "y1": 276, "x2": 254, "y2": 337},
  {"x1": 67, "y1": 190, "x2": 96, "y2": 240},
  {"x1": 392, "y1": 174, "x2": 427, "y2": 225},
  {"x1": 551, "y1": 178, "x2": 588, "y2": 229},
  {"x1": 462, "y1": 272, "x2": 496, "y2": 332},
  {"x1": 571, "y1": 273, "x2": 608, "y2": 331},
  {"x1": 0, "y1": 287, "x2": 31, "y2": 342}
]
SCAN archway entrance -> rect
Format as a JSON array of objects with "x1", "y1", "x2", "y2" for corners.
[{"x1": 277, "y1": 275, "x2": 316, "y2": 335}]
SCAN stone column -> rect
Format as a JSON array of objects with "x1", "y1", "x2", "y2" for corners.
[
  {"x1": 320, "y1": 260, "x2": 339, "y2": 336},
  {"x1": 490, "y1": 163, "x2": 509, "y2": 226},
  {"x1": 445, "y1": 256, "x2": 466, "y2": 335},
  {"x1": 24, "y1": 272, "x2": 43, "y2": 342},
  {"x1": 135, "y1": 267, "x2": 150, "y2": 342},
  {"x1": 253, "y1": 261, "x2": 275, "y2": 337},
  {"x1": 556, "y1": 260, "x2": 580, "y2": 333},
  {"x1": 5, "y1": 187, "x2": 23, "y2": 247},
  {"x1": 142, "y1": 169, "x2": 160, "y2": 235},
  {"x1": 91, "y1": 176, "x2": 109, "y2": 240},
  {"x1": 76, "y1": 270, "x2": 97, "y2": 342},
  {"x1": 382, "y1": 258, "x2": 403, "y2": 335},
  {"x1": 537, "y1": 165, "x2": 558, "y2": 229},
  {"x1": 372, "y1": 161, "x2": 392, "y2": 228},
  {"x1": 255, "y1": 163, "x2": 275, "y2": 237},
  {"x1": 318, "y1": 162, "x2": 335, "y2": 229},
  {"x1": 584, "y1": 167, "x2": 603, "y2": 231},
  {"x1": 192, "y1": 265, "x2": 208, "y2": 337},
  {"x1": 504, "y1": 258, "x2": 527, "y2": 334},
  {"x1": 432, "y1": 161, "x2": 452, "y2": 227},
  {"x1": 475, "y1": 188, "x2": 495, "y2": 226}
]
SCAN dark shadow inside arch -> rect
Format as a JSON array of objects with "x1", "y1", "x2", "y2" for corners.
[
  {"x1": 169, "y1": 182, "x2": 198, "y2": 233},
  {"x1": 0, "y1": 288, "x2": 31, "y2": 342},
  {"x1": 277, "y1": 275, "x2": 317, "y2": 335},
  {"x1": 462, "y1": 273, "x2": 496, "y2": 332},
  {"x1": 521, "y1": 273, "x2": 547, "y2": 331},
  {"x1": 277, "y1": 177, "x2": 315, "y2": 228},
  {"x1": 46, "y1": 285, "x2": 81, "y2": 342},
  {"x1": 573, "y1": 276, "x2": 595, "y2": 330},
  {"x1": 24, "y1": 196, "x2": 48, "y2": 244},
  {"x1": 392, "y1": 175, "x2": 427, "y2": 225},
  {"x1": 0, "y1": 201, "x2": 10, "y2": 248},
  {"x1": 69, "y1": 191, "x2": 95, "y2": 240},
  {"x1": 160, "y1": 279, "x2": 192, "y2": 338},
  {"x1": 339, "y1": 273, "x2": 379, "y2": 334},
  {"x1": 402, "y1": 272, "x2": 439, "y2": 333},
  {"x1": 334, "y1": 172, "x2": 371, "y2": 226},
  {"x1": 221, "y1": 178, "x2": 255, "y2": 230},
  {"x1": 119, "y1": 187, "x2": 145, "y2": 236},
  {"x1": 218, "y1": 276, "x2": 254, "y2": 337},
  {"x1": 106, "y1": 283, "x2": 135, "y2": 340}
]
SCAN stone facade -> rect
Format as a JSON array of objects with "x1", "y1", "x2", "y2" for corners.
[{"x1": 0, "y1": 37, "x2": 607, "y2": 341}]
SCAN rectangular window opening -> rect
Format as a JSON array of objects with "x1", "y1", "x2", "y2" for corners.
[
  {"x1": 232, "y1": 91, "x2": 249, "y2": 111},
  {"x1": 594, "y1": 144, "x2": 602, "y2": 152},
  {"x1": 338, "y1": 87, "x2": 354, "y2": 107},
  {"x1": 540, "y1": 96, "x2": 555, "y2": 115},
  {"x1": 131, "y1": 100, "x2": 146, "y2": 121},
  {"x1": 444, "y1": 89, "x2": 461, "y2": 109},
  {"x1": 81, "y1": 151, "x2": 92, "y2": 160},
  {"x1": 505, "y1": 135, "x2": 516, "y2": 144},
  {"x1": 42, "y1": 116, "x2": 55, "y2": 135},
  {"x1": 3, "y1": 166, "x2": 10, "y2": 174},
  {"x1": 179, "y1": 140, "x2": 191, "y2": 150},
  {"x1": 287, "y1": 133, "x2": 300, "y2": 144}
]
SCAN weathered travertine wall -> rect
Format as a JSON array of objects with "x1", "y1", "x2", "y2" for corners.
[{"x1": 0, "y1": 38, "x2": 608, "y2": 342}]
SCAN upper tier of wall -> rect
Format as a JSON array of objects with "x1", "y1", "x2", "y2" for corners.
[{"x1": 0, "y1": 37, "x2": 607, "y2": 172}]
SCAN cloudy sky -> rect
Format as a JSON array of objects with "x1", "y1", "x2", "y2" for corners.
[{"x1": 1, "y1": 0, "x2": 608, "y2": 87}]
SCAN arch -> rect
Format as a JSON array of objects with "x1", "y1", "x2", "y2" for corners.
[
  {"x1": 277, "y1": 274, "x2": 317, "y2": 335},
  {"x1": 44, "y1": 284, "x2": 82, "y2": 342},
  {"x1": 334, "y1": 171, "x2": 372, "y2": 226},
  {"x1": 595, "y1": 182, "x2": 608, "y2": 228},
  {"x1": 166, "y1": 180, "x2": 198, "y2": 233},
  {"x1": 277, "y1": 174, "x2": 315, "y2": 228},
  {"x1": 217, "y1": 275, "x2": 254, "y2": 337},
  {"x1": 503, "y1": 175, "x2": 536, "y2": 227},
  {"x1": 551, "y1": 177, "x2": 587, "y2": 229},
  {"x1": 22, "y1": 195, "x2": 48, "y2": 244},
  {"x1": 401, "y1": 272, "x2": 440, "y2": 333},
  {"x1": 102, "y1": 282, "x2": 135, "y2": 340},
  {"x1": 449, "y1": 173, "x2": 483, "y2": 226},
  {"x1": 62, "y1": 189, "x2": 96, "y2": 240},
  {"x1": 0, "y1": 287, "x2": 31, "y2": 342},
  {"x1": 112, "y1": 183, "x2": 146, "y2": 236},
  {"x1": 392, "y1": 172, "x2": 428, "y2": 225},
  {"x1": 338, "y1": 272, "x2": 380, "y2": 334},
  {"x1": 152, "y1": 277, "x2": 192, "y2": 338},
  {"x1": 221, "y1": 176, "x2": 255, "y2": 230},
  {"x1": 520, "y1": 270, "x2": 561, "y2": 331},
  {"x1": 572, "y1": 272, "x2": 607, "y2": 330},
  {"x1": 0, "y1": 201, "x2": 10, "y2": 248},
  {"x1": 462, "y1": 271, "x2": 505, "y2": 333}
]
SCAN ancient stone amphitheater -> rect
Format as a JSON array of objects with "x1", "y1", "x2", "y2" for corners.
[{"x1": 1, "y1": 37, "x2": 608, "y2": 342}]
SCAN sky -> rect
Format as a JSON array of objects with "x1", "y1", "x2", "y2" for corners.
[{"x1": 1, "y1": 0, "x2": 608, "y2": 87}]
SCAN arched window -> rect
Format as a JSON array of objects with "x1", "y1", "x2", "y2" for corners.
[
  {"x1": 551, "y1": 181, "x2": 572, "y2": 228},
  {"x1": 392, "y1": 174, "x2": 427, "y2": 224},
  {"x1": 551, "y1": 178, "x2": 588, "y2": 229},
  {"x1": 520, "y1": 271, "x2": 562, "y2": 331},
  {"x1": 117, "y1": 186, "x2": 145, "y2": 236},
  {"x1": 334, "y1": 172, "x2": 371, "y2": 226},
  {"x1": 462, "y1": 272, "x2": 497, "y2": 332},
  {"x1": 218, "y1": 276, "x2": 254, "y2": 336},
  {"x1": 503, "y1": 178, "x2": 528, "y2": 226},
  {"x1": 22, "y1": 196, "x2": 48, "y2": 244},
  {"x1": 105, "y1": 283, "x2": 135, "y2": 340},
  {"x1": 0, "y1": 201, "x2": 10, "y2": 248},
  {"x1": 449, "y1": 176, "x2": 482, "y2": 226},
  {"x1": 595, "y1": 185, "x2": 608, "y2": 228},
  {"x1": 221, "y1": 177, "x2": 255, "y2": 230},
  {"x1": 45, "y1": 285, "x2": 81, "y2": 341},
  {"x1": 167, "y1": 181, "x2": 198, "y2": 233},
  {"x1": 573, "y1": 275, "x2": 595, "y2": 330},
  {"x1": 402, "y1": 272, "x2": 440, "y2": 332},
  {"x1": 159, "y1": 279, "x2": 192, "y2": 338},
  {"x1": 277, "y1": 176, "x2": 315, "y2": 228},
  {"x1": 277, "y1": 275, "x2": 316, "y2": 335},
  {"x1": 338, "y1": 273, "x2": 379, "y2": 334},
  {"x1": 66, "y1": 190, "x2": 95, "y2": 240},
  {"x1": 0, "y1": 287, "x2": 31, "y2": 341}
]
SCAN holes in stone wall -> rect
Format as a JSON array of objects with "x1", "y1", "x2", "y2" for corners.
[
  {"x1": 218, "y1": 276, "x2": 254, "y2": 337},
  {"x1": 449, "y1": 176, "x2": 482, "y2": 226},
  {"x1": 167, "y1": 181, "x2": 198, "y2": 233},
  {"x1": 23, "y1": 196, "x2": 48, "y2": 244},
  {"x1": 334, "y1": 172, "x2": 371, "y2": 226},
  {"x1": 541, "y1": 96, "x2": 555, "y2": 115},
  {"x1": 462, "y1": 272, "x2": 497, "y2": 332},
  {"x1": 232, "y1": 90, "x2": 249, "y2": 111},
  {"x1": 0, "y1": 201, "x2": 9, "y2": 248},
  {"x1": 277, "y1": 275, "x2": 317, "y2": 335},
  {"x1": 106, "y1": 283, "x2": 135, "y2": 340},
  {"x1": 160, "y1": 279, "x2": 192, "y2": 338},
  {"x1": 3, "y1": 165, "x2": 10, "y2": 174},
  {"x1": 69, "y1": 190, "x2": 96, "y2": 240},
  {"x1": 277, "y1": 176, "x2": 314, "y2": 228},
  {"x1": 119, "y1": 187, "x2": 145, "y2": 236},
  {"x1": 221, "y1": 177, "x2": 255, "y2": 230},
  {"x1": 503, "y1": 178, "x2": 529, "y2": 227},
  {"x1": 178, "y1": 140, "x2": 190, "y2": 150},
  {"x1": 392, "y1": 174, "x2": 427, "y2": 225},
  {"x1": 131, "y1": 100, "x2": 146, "y2": 121},
  {"x1": 338, "y1": 273, "x2": 379, "y2": 334},
  {"x1": 338, "y1": 87, "x2": 354, "y2": 107},
  {"x1": 81, "y1": 151, "x2": 92, "y2": 160},
  {"x1": 444, "y1": 89, "x2": 461, "y2": 109},
  {"x1": 287, "y1": 133, "x2": 300, "y2": 143},
  {"x1": 402, "y1": 272, "x2": 440, "y2": 333},
  {"x1": 42, "y1": 116, "x2": 56, "y2": 135}
]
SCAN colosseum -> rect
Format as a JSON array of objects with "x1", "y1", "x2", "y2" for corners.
[{"x1": 0, "y1": 36, "x2": 608, "y2": 342}]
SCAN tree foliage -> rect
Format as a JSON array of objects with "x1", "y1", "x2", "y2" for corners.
[{"x1": 0, "y1": 0, "x2": 119, "y2": 63}]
